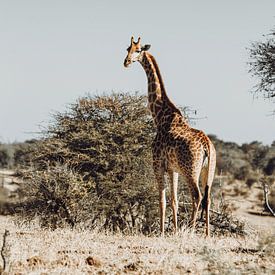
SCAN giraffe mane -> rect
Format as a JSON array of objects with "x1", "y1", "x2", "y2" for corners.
[{"x1": 148, "y1": 53, "x2": 182, "y2": 116}]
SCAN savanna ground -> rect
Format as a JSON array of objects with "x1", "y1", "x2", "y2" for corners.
[{"x1": 0, "y1": 172, "x2": 274, "y2": 275}]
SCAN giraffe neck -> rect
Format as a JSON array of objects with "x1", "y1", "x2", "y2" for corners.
[{"x1": 139, "y1": 52, "x2": 182, "y2": 125}]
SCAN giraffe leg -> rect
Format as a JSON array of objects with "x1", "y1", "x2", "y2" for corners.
[
  {"x1": 158, "y1": 176, "x2": 166, "y2": 236},
  {"x1": 203, "y1": 148, "x2": 216, "y2": 237},
  {"x1": 200, "y1": 166, "x2": 212, "y2": 236},
  {"x1": 154, "y1": 163, "x2": 166, "y2": 236},
  {"x1": 168, "y1": 170, "x2": 178, "y2": 233},
  {"x1": 189, "y1": 180, "x2": 202, "y2": 230},
  {"x1": 187, "y1": 185, "x2": 195, "y2": 227},
  {"x1": 205, "y1": 185, "x2": 211, "y2": 237}
]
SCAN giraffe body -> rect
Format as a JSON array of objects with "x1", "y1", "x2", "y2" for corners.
[{"x1": 124, "y1": 37, "x2": 216, "y2": 236}]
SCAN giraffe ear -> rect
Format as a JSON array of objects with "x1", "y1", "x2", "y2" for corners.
[{"x1": 141, "y1": 44, "x2": 151, "y2": 51}]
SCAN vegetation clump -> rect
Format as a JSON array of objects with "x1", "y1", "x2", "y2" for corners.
[{"x1": 19, "y1": 93, "x2": 159, "y2": 233}]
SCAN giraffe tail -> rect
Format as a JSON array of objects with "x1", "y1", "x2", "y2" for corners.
[{"x1": 201, "y1": 142, "x2": 216, "y2": 212}]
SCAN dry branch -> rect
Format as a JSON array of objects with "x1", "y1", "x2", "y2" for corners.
[
  {"x1": 1, "y1": 229, "x2": 10, "y2": 273},
  {"x1": 261, "y1": 177, "x2": 275, "y2": 217}
]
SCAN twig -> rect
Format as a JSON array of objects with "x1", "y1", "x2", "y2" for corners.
[
  {"x1": 1, "y1": 229, "x2": 10, "y2": 273},
  {"x1": 261, "y1": 178, "x2": 275, "y2": 217},
  {"x1": 218, "y1": 170, "x2": 224, "y2": 212},
  {"x1": 210, "y1": 209, "x2": 222, "y2": 215}
]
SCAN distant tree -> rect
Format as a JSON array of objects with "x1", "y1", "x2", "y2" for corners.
[
  {"x1": 241, "y1": 141, "x2": 269, "y2": 171},
  {"x1": 13, "y1": 139, "x2": 38, "y2": 168},
  {"x1": 0, "y1": 146, "x2": 9, "y2": 168},
  {"x1": 264, "y1": 157, "x2": 275, "y2": 175},
  {"x1": 248, "y1": 28, "x2": 275, "y2": 100}
]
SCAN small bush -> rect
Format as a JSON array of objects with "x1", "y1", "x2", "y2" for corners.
[{"x1": 21, "y1": 166, "x2": 89, "y2": 228}]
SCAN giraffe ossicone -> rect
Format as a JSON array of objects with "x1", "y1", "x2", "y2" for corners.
[{"x1": 124, "y1": 36, "x2": 216, "y2": 236}]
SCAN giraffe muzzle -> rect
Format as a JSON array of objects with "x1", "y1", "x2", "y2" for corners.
[{"x1": 124, "y1": 58, "x2": 131, "y2": 67}]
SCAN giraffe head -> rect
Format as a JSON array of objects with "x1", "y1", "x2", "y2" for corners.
[{"x1": 124, "y1": 36, "x2": 151, "y2": 67}]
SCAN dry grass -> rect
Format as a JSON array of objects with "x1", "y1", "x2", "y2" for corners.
[
  {"x1": 0, "y1": 216, "x2": 274, "y2": 275},
  {"x1": 1, "y1": 174, "x2": 274, "y2": 274}
]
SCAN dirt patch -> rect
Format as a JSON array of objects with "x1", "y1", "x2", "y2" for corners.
[
  {"x1": 0, "y1": 215, "x2": 274, "y2": 274},
  {"x1": 221, "y1": 179, "x2": 275, "y2": 233}
]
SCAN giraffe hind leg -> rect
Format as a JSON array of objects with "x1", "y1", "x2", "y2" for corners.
[
  {"x1": 188, "y1": 180, "x2": 202, "y2": 229},
  {"x1": 205, "y1": 185, "x2": 211, "y2": 236},
  {"x1": 200, "y1": 171, "x2": 214, "y2": 236},
  {"x1": 201, "y1": 154, "x2": 216, "y2": 236},
  {"x1": 200, "y1": 189, "x2": 208, "y2": 220}
]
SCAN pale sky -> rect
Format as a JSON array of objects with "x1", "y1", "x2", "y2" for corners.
[{"x1": 0, "y1": 1, "x2": 274, "y2": 144}]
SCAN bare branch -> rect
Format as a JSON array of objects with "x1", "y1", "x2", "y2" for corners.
[
  {"x1": 261, "y1": 177, "x2": 275, "y2": 217},
  {"x1": 248, "y1": 28, "x2": 275, "y2": 100},
  {"x1": 1, "y1": 229, "x2": 10, "y2": 273}
]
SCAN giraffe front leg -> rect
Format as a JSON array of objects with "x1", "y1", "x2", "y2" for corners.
[
  {"x1": 154, "y1": 162, "x2": 166, "y2": 236},
  {"x1": 159, "y1": 181, "x2": 166, "y2": 236}
]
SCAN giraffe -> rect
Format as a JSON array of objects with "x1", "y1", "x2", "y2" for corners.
[{"x1": 124, "y1": 37, "x2": 216, "y2": 236}]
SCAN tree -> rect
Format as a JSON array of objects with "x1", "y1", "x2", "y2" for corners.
[{"x1": 248, "y1": 28, "x2": 275, "y2": 100}]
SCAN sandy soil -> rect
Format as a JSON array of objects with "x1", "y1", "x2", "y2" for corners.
[
  {"x1": 221, "y1": 179, "x2": 275, "y2": 234},
  {"x1": 0, "y1": 215, "x2": 274, "y2": 274}
]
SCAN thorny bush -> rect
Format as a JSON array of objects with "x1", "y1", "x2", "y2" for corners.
[{"x1": 21, "y1": 93, "x2": 159, "y2": 233}]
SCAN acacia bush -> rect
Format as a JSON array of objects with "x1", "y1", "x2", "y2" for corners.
[{"x1": 20, "y1": 93, "x2": 160, "y2": 233}]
